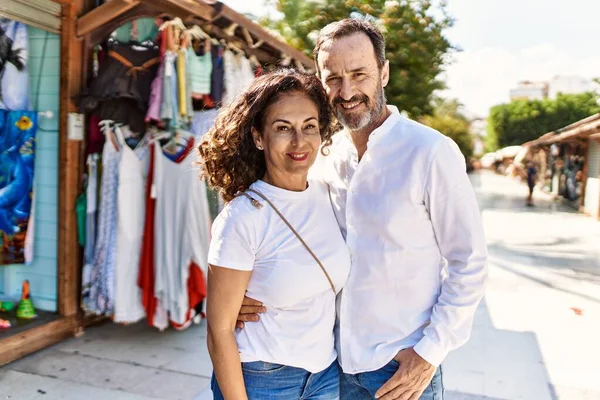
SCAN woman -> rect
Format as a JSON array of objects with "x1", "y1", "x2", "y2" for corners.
[{"x1": 199, "y1": 69, "x2": 350, "y2": 400}]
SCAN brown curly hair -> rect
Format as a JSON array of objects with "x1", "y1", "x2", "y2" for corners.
[{"x1": 198, "y1": 69, "x2": 335, "y2": 203}]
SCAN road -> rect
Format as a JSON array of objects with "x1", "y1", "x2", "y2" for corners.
[{"x1": 445, "y1": 171, "x2": 600, "y2": 400}]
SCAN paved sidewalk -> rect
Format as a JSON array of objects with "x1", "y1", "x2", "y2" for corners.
[
  {"x1": 0, "y1": 321, "x2": 213, "y2": 400},
  {"x1": 1, "y1": 171, "x2": 598, "y2": 400},
  {"x1": 444, "y1": 171, "x2": 600, "y2": 400}
]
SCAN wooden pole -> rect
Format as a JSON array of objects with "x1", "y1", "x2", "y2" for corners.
[{"x1": 57, "y1": 0, "x2": 87, "y2": 319}]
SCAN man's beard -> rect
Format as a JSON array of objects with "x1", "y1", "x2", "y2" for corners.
[{"x1": 334, "y1": 85, "x2": 386, "y2": 132}]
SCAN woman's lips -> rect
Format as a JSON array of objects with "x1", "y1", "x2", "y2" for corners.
[{"x1": 287, "y1": 152, "x2": 309, "y2": 161}]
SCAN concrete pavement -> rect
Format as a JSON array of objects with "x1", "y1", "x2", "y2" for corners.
[
  {"x1": 444, "y1": 171, "x2": 600, "y2": 400},
  {"x1": 1, "y1": 171, "x2": 598, "y2": 400}
]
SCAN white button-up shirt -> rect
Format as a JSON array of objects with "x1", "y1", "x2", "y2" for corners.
[{"x1": 313, "y1": 106, "x2": 488, "y2": 374}]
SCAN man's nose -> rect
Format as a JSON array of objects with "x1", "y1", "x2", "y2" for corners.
[{"x1": 339, "y1": 78, "x2": 355, "y2": 101}]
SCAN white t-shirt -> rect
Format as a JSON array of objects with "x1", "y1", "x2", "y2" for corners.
[{"x1": 208, "y1": 179, "x2": 351, "y2": 373}]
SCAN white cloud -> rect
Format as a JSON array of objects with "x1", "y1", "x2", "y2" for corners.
[{"x1": 441, "y1": 44, "x2": 600, "y2": 118}]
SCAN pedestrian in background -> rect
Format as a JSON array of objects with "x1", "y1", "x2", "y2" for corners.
[{"x1": 526, "y1": 161, "x2": 537, "y2": 206}]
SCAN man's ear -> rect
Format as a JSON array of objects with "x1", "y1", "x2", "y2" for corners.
[{"x1": 381, "y1": 60, "x2": 390, "y2": 88}]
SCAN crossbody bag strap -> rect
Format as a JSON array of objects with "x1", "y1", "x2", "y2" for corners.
[{"x1": 238, "y1": 188, "x2": 336, "y2": 295}]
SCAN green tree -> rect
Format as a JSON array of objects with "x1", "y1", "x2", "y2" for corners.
[
  {"x1": 261, "y1": 0, "x2": 454, "y2": 118},
  {"x1": 421, "y1": 98, "x2": 474, "y2": 158},
  {"x1": 486, "y1": 92, "x2": 600, "y2": 151}
]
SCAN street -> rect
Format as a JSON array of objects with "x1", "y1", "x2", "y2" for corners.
[
  {"x1": 445, "y1": 171, "x2": 600, "y2": 400},
  {"x1": 1, "y1": 171, "x2": 599, "y2": 400}
]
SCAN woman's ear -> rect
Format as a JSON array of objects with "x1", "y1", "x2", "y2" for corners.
[{"x1": 251, "y1": 127, "x2": 264, "y2": 150}]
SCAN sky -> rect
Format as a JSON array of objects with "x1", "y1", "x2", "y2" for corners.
[{"x1": 222, "y1": 0, "x2": 600, "y2": 117}]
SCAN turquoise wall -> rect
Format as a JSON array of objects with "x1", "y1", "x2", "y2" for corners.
[{"x1": 0, "y1": 26, "x2": 60, "y2": 312}]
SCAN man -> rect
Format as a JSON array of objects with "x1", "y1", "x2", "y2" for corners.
[
  {"x1": 526, "y1": 161, "x2": 537, "y2": 206},
  {"x1": 238, "y1": 19, "x2": 488, "y2": 400}
]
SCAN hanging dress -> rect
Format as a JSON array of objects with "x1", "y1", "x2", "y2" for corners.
[
  {"x1": 89, "y1": 128, "x2": 121, "y2": 315},
  {"x1": 152, "y1": 138, "x2": 211, "y2": 330},
  {"x1": 113, "y1": 126, "x2": 149, "y2": 323}
]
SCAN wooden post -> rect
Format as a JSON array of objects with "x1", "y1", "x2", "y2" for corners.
[{"x1": 57, "y1": 0, "x2": 87, "y2": 319}]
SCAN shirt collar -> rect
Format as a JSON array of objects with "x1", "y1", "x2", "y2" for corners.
[
  {"x1": 340, "y1": 105, "x2": 402, "y2": 148},
  {"x1": 367, "y1": 105, "x2": 402, "y2": 144}
]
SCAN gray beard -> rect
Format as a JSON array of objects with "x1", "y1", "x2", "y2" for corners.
[{"x1": 336, "y1": 86, "x2": 386, "y2": 132}]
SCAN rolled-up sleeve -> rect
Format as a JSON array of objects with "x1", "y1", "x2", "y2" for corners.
[{"x1": 414, "y1": 137, "x2": 488, "y2": 367}]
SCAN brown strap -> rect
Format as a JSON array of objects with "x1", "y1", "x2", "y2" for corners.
[
  {"x1": 236, "y1": 189, "x2": 336, "y2": 294},
  {"x1": 108, "y1": 51, "x2": 161, "y2": 80}
]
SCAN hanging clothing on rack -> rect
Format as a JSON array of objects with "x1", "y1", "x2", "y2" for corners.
[
  {"x1": 138, "y1": 141, "x2": 163, "y2": 328},
  {"x1": 152, "y1": 138, "x2": 211, "y2": 330},
  {"x1": 188, "y1": 43, "x2": 212, "y2": 98},
  {"x1": 223, "y1": 50, "x2": 255, "y2": 106},
  {"x1": 160, "y1": 51, "x2": 179, "y2": 128},
  {"x1": 81, "y1": 153, "x2": 99, "y2": 309},
  {"x1": 209, "y1": 44, "x2": 225, "y2": 105},
  {"x1": 191, "y1": 109, "x2": 218, "y2": 138},
  {"x1": 112, "y1": 18, "x2": 159, "y2": 44},
  {"x1": 89, "y1": 128, "x2": 121, "y2": 315},
  {"x1": 113, "y1": 126, "x2": 149, "y2": 323},
  {"x1": 80, "y1": 44, "x2": 160, "y2": 134}
]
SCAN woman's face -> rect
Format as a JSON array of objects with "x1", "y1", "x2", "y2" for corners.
[{"x1": 253, "y1": 92, "x2": 322, "y2": 179}]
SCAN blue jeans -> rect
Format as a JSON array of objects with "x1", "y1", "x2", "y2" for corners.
[
  {"x1": 211, "y1": 360, "x2": 339, "y2": 399},
  {"x1": 340, "y1": 360, "x2": 444, "y2": 400}
]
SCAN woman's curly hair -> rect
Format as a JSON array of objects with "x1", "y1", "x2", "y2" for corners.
[{"x1": 198, "y1": 69, "x2": 335, "y2": 203}]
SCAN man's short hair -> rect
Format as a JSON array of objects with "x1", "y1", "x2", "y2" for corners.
[{"x1": 313, "y1": 18, "x2": 386, "y2": 75}]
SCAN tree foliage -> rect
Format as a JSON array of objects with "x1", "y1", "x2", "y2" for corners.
[
  {"x1": 421, "y1": 98, "x2": 474, "y2": 158},
  {"x1": 486, "y1": 92, "x2": 600, "y2": 151},
  {"x1": 261, "y1": 0, "x2": 454, "y2": 118}
]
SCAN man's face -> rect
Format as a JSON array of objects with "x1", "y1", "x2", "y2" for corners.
[{"x1": 317, "y1": 33, "x2": 389, "y2": 131}]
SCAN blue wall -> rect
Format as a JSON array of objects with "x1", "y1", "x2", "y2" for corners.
[{"x1": 0, "y1": 26, "x2": 60, "y2": 312}]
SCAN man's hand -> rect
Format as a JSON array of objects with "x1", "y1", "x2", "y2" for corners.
[
  {"x1": 235, "y1": 296, "x2": 266, "y2": 329},
  {"x1": 375, "y1": 348, "x2": 436, "y2": 400}
]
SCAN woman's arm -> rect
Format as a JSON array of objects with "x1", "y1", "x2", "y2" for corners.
[{"x1": 207, "y1": 264, "x2": 253, "y2": 400}]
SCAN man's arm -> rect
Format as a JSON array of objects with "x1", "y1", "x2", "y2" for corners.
[
  {"x1": 376, "y1": 137, "x2": 488, "y2": 400},
  {"x1": 414, "y1": 137, "x2": 488, "y2": 366}
]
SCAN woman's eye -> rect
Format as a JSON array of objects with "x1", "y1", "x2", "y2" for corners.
[
  {"x1": 304, "y1": 124, "x2": 317, "y2": 130},
  {"x1": 277, "y1": 126, "x2": 290, "y2": 131}
]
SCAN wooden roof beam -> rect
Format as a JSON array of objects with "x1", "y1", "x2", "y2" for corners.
[
  {"x1": 77, "y1": 0, "x2": 140, "y2": 37},
  {"x1": 143, "y1": 0, "x2": 214, "y2": 21},
  {"x1": 217, "y1": 4, "x2": 313, "y2": 68}
]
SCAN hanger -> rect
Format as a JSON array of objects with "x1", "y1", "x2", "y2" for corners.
[
  {"x1": 251, "y1": 40, "x2": 264, "y2": 49},
  {"x1": 224, "y1": 22, "x2": 238, "y2": 37},
  {"x1": 159, "y1": 18, "x2": 186, "y2": 32},
  {"x1": 241, "y1": 28, "x2": 254, "y2": 47},
  {"x1": 228, "y1": 42, "x2": 245, "y2": 56},
  {"x1": 280, "y1": 53, "x2": 292, "y2": 67},
  {"x1": 294, "y1": 59, "x2": 306, "y2": 73},
  {"x1": 249, "y1": 55, "x2": 261, "y2": 68}
]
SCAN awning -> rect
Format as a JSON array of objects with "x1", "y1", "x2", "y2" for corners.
[
  {"x1": 0, "y1": 0, "x2": 61, "y2": 33},
  {"x1": 526, "y1": 113, "x2": 600, "y2": 147},
  {"x1": 75, "y1": 0, "x2": 314, "y2": 69}
]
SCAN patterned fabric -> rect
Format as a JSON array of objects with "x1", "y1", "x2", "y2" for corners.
[
  {"x1": 88, "y1": 137, "x2": 120, "y2": 315},
  {"x1": 0, "y1": 110, "x2": 37, "y2": 265}
]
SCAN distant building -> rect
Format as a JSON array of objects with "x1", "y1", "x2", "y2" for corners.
[
  {"x1": 548, "y1": 75, "x2": 595, "y2": 99},
  {"x1": 509, "y1": 76, "x2": 596, "y2": 102},
  {"x1": 509, "y1": 81, "x2": 549, "y2": 101}
]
